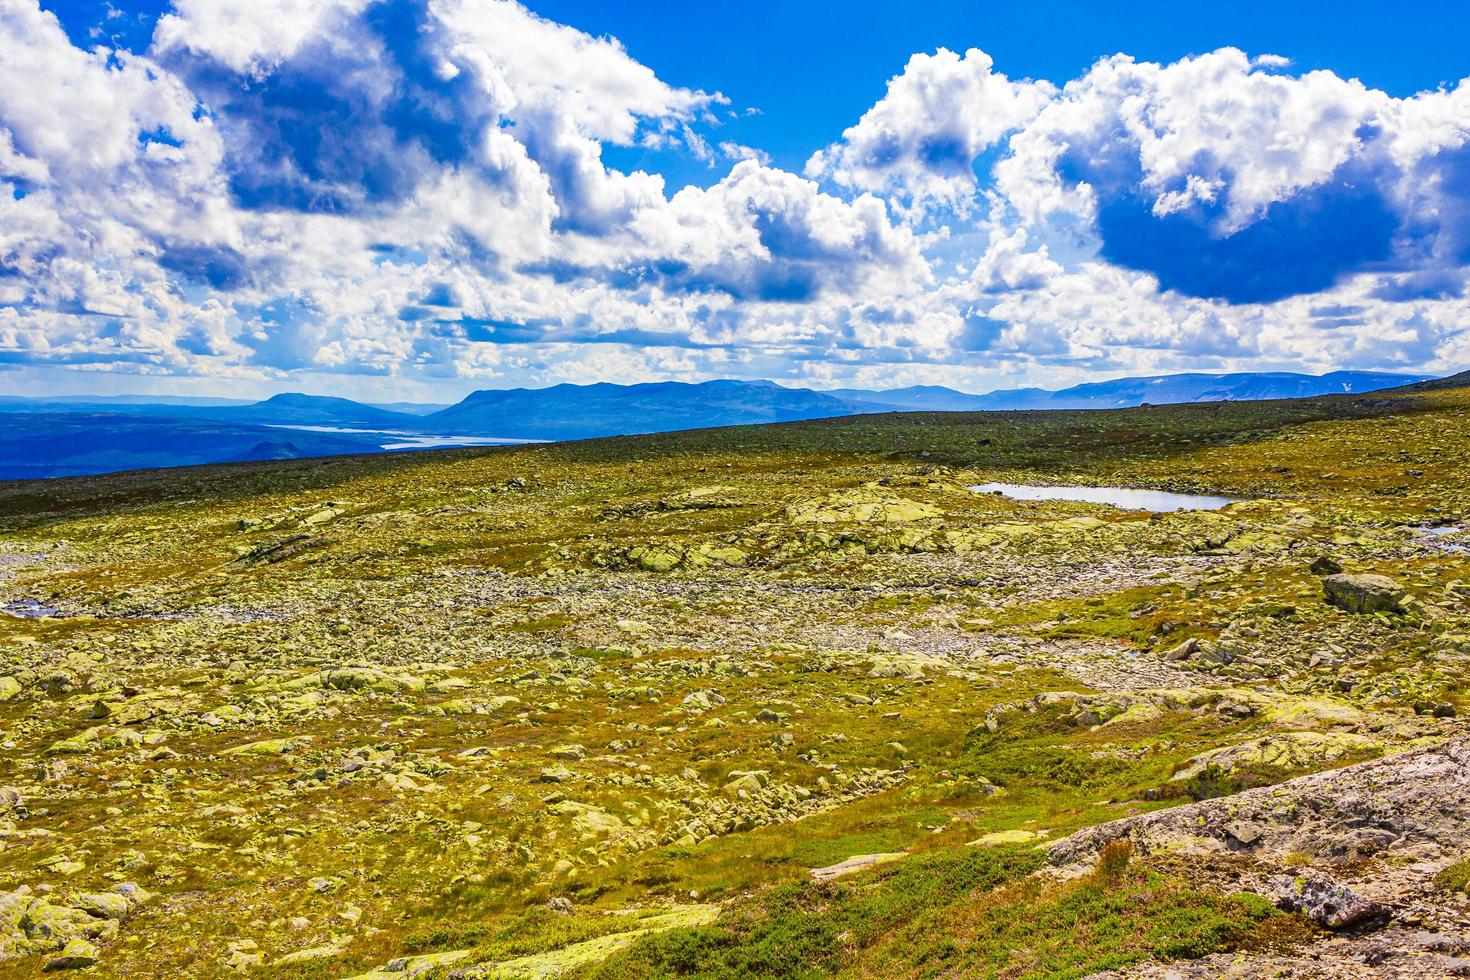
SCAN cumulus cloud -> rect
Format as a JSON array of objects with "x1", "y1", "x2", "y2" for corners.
[
  {"x1": 2, "y1": 1, "x2": 1469, "y2": 396},
  {"x1": 630, "y1": 161, "x2": 928, "y2": 302},
  {"x1": 806, "y1": 47, "x2": 1054, "y2": 209},
  {"x1": 153, "y1": 0, "x2": 374, "y2": 75}
]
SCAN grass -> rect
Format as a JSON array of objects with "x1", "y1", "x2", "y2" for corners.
[
  {"x1": 582, "y1": 845, "x2": 1047, "y2": 979},
  {"x1": 583, "y1": 842, "x2": 1310, "y2": 980}
]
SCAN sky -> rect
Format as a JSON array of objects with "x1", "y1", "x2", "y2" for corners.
[{"x1": 3, "y1": 1, "x2": 1470, "y2": 401}]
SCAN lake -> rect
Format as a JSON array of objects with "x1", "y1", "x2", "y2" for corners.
[
  {"x1": 267, "y1": 425, "x2": 548, "y2": 450},
  {"x1": 970, "y1": 482, "x2": 1239, "y2": 512}
]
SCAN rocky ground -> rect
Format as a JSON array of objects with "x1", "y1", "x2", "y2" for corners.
[
  {"x1": 0, "y1": 381, "x2": 1467, "y2": 977},
  {"x1": 1057, "y1": 740, "x2": 1470, "y2": 977}
]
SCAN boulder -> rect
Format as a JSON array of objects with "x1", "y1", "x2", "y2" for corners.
[
  {"x1": 1309, "y1": 555, "x2": 1344, "y2": 576},
  {"x1": 68, "y1": 892, "x2": 129, "y2": 920},
  {"x1": 682, "y1": 690, "x2": 725, "y2": 711},
  {"x1": 25, "y1": 902, "x2": 114, "y2": 945},
  {"x1": 43, "y1": 938, "x2": 100, "y2": 971},
  {"x1": 1271, "y1": 872, "x2": 1387, "y2": 930},
  {"x1": 1170, "y1": 731, "x2": 1376, "y2": 783},
  {"x1": 1161, "y1": 638, "x2": 1198, "y2": 662},
  {"x1": 1323, "y1": 574, "x2": 1406, "y2": 613},
  {"x1": 0, "y1": 887, "x2": 36, "y2": 941},
  {"x1": 273, "y1": 944, "x2": 346, "y2": 966},
  {"x1": 967, "y1": 829, "x2": 1046, "y2": 847},
  {"x1": 627, "y1": 543, "x2": 683, "y2": 572},
  {"x1": 220, "y1": 737, "x2": 309, "y2": 756}
]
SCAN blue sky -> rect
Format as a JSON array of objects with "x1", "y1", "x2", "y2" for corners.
[
  {"x1": 3, "y1": 0, "x2": 1470, "y2": 399},
  {"x1": 540, "y1": 0, "x2": 1470, "y2": 184},
  {"x1": 48, "y1": 1, "x2": 1470, "y2": 187}
]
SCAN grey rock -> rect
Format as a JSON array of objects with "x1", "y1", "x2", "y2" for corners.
[
  {"x1": 1047, "y1": 740, "x2": 1470, "y2": 869},
  {"x1": 43, "y1": 938, "x2": 100, "y2": 971},
  {"x1": 1161, "y1": 637, "x2": 1198, "y2": 661},
  {"x1": 1271, "y1": 872, "x2": 1387, "y2": 930},
  {"x1": 1309, "y1": 555, "x2": 1344, "y2": 576},
  {"x1": 1323, "y1": 573, "x2": 1406, "y2": 613}
]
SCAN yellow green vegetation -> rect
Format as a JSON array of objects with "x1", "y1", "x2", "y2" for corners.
[
  {"x1": 586, "y1": 842, "x2": 1309, "y2": 979},
  {"x1": 1437, "y1": 858, "x2": 1470, "y2": 895},
  {"x1": 0, "y1": 381, "x2": 1467, "y2": 976}
]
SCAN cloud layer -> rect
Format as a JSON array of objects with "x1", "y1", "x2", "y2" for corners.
[{"x1": 3, "y1": 0, "x2": 1469, "y2": 395}]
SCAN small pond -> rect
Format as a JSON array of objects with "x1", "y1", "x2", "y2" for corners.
[
  {"x1": 2, "y1": 599, "x2": 61, "y2": 619},
  {"x1": 1414, "y1": 525, "x2": 1468, "y2": 552},
  {"x1": 970, "y1": 482, "x2": 1238, "y2": 513}
]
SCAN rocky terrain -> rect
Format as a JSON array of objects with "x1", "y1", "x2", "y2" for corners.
[{"x1": 0, "y1": 379, "x2": 1467, "y2": 977}]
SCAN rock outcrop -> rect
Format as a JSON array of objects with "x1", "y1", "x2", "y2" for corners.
[{"x1": 1048, "y1": 739, "x2": 1470, "y2": 868}]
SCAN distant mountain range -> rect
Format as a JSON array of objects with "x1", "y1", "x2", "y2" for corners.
[
  {"x1": 843, "y1": 370, "x2": 1430, "y2": 413},
  {"x1": 0, "y1": 392, "x2": 444, "y2": 421},
  {"x1": 0, "y1": 369, "x2": 1436, "y2": 479}
]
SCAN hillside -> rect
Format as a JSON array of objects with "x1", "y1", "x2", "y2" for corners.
[
  {"x1": 0, "y1": 383, "x2": 1467, "y2": 977},
  {"x1": 219, "y1": 392, "x2": 419, "y2": 428},
  {"x1": 425, "y1": 379, "x2": 865, "y2": 437}
]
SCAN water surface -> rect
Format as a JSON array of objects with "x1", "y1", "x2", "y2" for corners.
[
  {"x1": 1414, "y1": 525, "x2": 1468, "y2": 552},
  {"x1": 970, "y1": 482, "x2": 1238, "y2": 512},
  {"x1": 2, "y1": 599, "x2": 61, "y2": 619},
  {"x1": 268, "y1": 424, "x2": 547, "y2": 450}
]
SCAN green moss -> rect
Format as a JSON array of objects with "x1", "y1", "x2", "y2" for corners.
[{"x1": 1436, "y1": 857, "x2": 1470, "y2": 895}]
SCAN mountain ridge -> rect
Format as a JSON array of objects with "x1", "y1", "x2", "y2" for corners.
[{"x1": 0, "y1": 369, "x2": 1444, "y2": 478}]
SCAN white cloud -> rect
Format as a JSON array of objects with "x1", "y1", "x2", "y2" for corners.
[
  {"x1": 806, "y1": 47, "x2": 1054, "y2": 209},
  {"x1": 990, "y1": 49, "x2": 1392, "y2": 233},
  {"x1": 153, "y1": 0, "x2": 373, "y2": 76},
  {"x1": 2, "y1": 1, "x2": 1469, "y2": 397},
  {"x1": 632, "y1": 160, "x2": 929, "y2": 302}
]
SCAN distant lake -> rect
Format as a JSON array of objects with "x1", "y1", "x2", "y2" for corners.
[
  {"x1": 267, "y1": 425, "x2": 548, "y2": 450},
  {"x1": 970, "y1": 482, "x2": 1238, "y2": 512}
]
